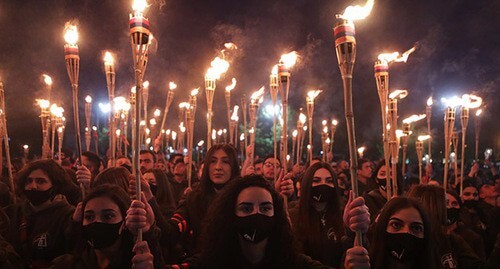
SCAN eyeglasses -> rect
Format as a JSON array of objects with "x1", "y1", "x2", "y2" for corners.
[{"x1": 264, "y1": 162, "x2": 280, "y2": 168}]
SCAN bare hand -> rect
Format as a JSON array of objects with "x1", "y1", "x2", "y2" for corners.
[
  {"x1": 72, "y1": 202, "x2": 83, "y2": 223},
  {"x1": 344, "y1": 246, "x2": 370, "y2": 269},
  {"x1": 126, "y1": 192, "x2": 155, "y2": 234},
  {"x1": 275, "y1": 172, "x2": 294, "y2": 198},
  {"x1": 76, "y1": 165, "x2": 92, "y2": 189},
  {"x1": 343, "y1": 191, "x2": 370, "y2": 233},
  {"x1": 129, "y1": 174, "x2": 153, "y2": 201},
  {"x1": 132, "y1": 241, "x2": 154, "y2": 269}
]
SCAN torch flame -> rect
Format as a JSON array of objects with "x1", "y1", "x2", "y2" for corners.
[
  {"x1": 357, "y1": 146, "x2": 366, "y2": 155},
  {"x1": 224, "y1": 42, "x2": 238, "y2": 50},
  {"x1": 85, "y1": 95, "x2": 92, "y2": 103},
  {"x1": 169, "y1": 82, "x2": 177, "y2": 90},
  {"x1": 212, "y1": 129, "x2": 217, "y2": 140},
  {"x1": 271, "y1": 65, "x2": 278, "y2": 75},
  {"x1": 166, "y1": 129, "x2": 171, "y2": 135},
  {"x1": 23, "y1": 145, "x2": 29, "y2": 150},
  {"x1": 92, "y1": 126, "x2": 97, "y2": 131},
  {"x1": 418, "y1": 135, "x2": 431, "y2": 141},
  {"x1": 377, "y1": 46, "x2": 416, "y2": 64},
  {"x1": 198, "y1": 140, "x2": 205, "y2": 147},
  {"x1": 113, "y1": 97, "x2": 131, "y2": 112},
  {"x1": 143, "y1": 81, "x2": 150, "y2": 89},
  {"x1": 332, "y1": 119, "x2": 338, "y2": 126},
  {"x1": 323, "y1": 126, "x2": 329, "y2": 133},
  {"x1": 292, "y1": 130, "x2": 298, "y2": 137},
  {"x1": 476, "y1": 109, "x2": 482, "y2": 116},
  {"x1": 462, "y1": 94, "x2": 482, "y2": 109},
  {"x1": 172, "y1": 131, "x2": 177, "y2": 140},
  {"x1": 427, "y1": 96, "x2": 433, "y2": 106},
  {"x1": 150, "y1": 118, "x2": 157, "y2": 126},
  {"x1": 179, "y1": 102, "x2": 190, "y2": 109},
  {"x1": 191, "y1": 88, "x2": 199, "y2": 96},
  {"x1": 240, "y1": 133, "x2": 245, "y2": 141},
  {"x1": 50, "y1": 104, "x2": 64, "y2": 117},
  {"x1": 402, "y1": 114, "x2": 426, "y2": 124},
  {"x1": 42, "y1": 74, "x2": 53, "y2": 86},
  {"x1": 206, "y1": 57, "x2": 230, "y2": 80},
  {"x1": 279, "y1": 51, "x2": 299, "y2": 68},
  {"x1": 250, "y1": 86, "x2": 265, "y2": 104},
  {"x1": 231, "y1": 106, "x2": 239, "y2": 121},
  {"x1": 299, "y1": 113, "x2": 307, "y2": 124},
  {"x1": 389, "y1": 89, "x2": 408, "y2": 99},
  {"x1": 441, "y1": 96, "x2": 462, "y2": 108},
  {"x1": 322, "y1": 120, "x2": 327, "y2": 126},
  {"x1": 37, "y1": 99, "x2": 50, "y2": 109},
  {"x1": 338, "y1": 0, "x2": 374, "y2": 21},
  {"x1": 326, "y1": 137, "x2": 331, "y2": 144},
  {"x1": 225, "y1": 78, "x2": 237, "y2": 92},
  {"x1": 396, "y1": 129, "x2": 404, "y2": 138},
  {"x1": 63, "y1": 22, "x2": 78, "y2": 45},
  {"x1": 104, "y1": 51, "x2": 115, "y2": 66},
  {"x1": 307, "y1": 90, "x2": 322, "y2": 101},
  {"x1": 153, "y1": 109, "x2": 161, "y2": 117},
  {"x1": 58, "y1": 127, "x2": 64, "y2": 133},
  {"x1": 132, "y1": 0, "x2": 148, "y2": 13}
]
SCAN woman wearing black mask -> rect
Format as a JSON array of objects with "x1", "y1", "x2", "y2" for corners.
[
  {"x1": 408, "y1": 184, "x2": 499, "y2": 269},
  {"x1": 368, "y1": 197, "x2": 438, "y2": 268},
  {"x1": 289, "y1": 162, "x2": 370, "y2": 267},
  {"x1": 1, "y1": 159, "x2": 77, "y2": 268},
  {"x1": 363, "y1": 159, "x2": 389, "y2": 223},
  {"x1": 51, "y1": 184, "x2": 162, "y2": 268},
  {"x1": 143, "y1": 169, "x2": 177, "y2": 218}
]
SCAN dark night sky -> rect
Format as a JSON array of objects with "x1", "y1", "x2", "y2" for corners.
[{"x1": 0, "y1": 0, "x2": 499, "y2": 161}]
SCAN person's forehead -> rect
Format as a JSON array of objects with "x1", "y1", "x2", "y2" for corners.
[
  {"x1": 390, "y1": 207, "x2": 423, "y2": 224},
  {"x1": 140, "y1": 153, "x2": 154, "y2": 159},
  {"x1": 446, "y1": 193, "x2": 457, "y2": 202},
  {"x1": 463, "y1": 186, "x2": 478, "y2": 192},
  {"x1": 237, "y1": 187, "x2": 272, "y2": 203},
  {"x1": 265, "y1": 157, "x2": 279, "y2": 163}
]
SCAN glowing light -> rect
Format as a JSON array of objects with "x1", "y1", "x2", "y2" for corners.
[
  {"x1": 169, "y1": 82, "x2": 177, "y2": 90},
  {"x1": 224, "y1": 42, "x2": 238, "y2": 50},
  {"x1": 191, "y1": 88, "x2": 199, "y2": 96},
  {"x1": 50, "y1": 104, "x2": 64, "y2": 117},
  {"x1": 225, "y1": 78, "x2": 237, "y2": 92},
  {"x1": 42, "y1": 74, "x2": 53, "y2": 86},
  {"x1": 338, "y1": 0, "x2": 374, "y2": 21},
  {"x1": 299, "y1": 113, "x2": 307, "y2": 124},
  {"x1": 231, "y1": 106, "x2": 239, "y2": 121},
  {"x1": 441, "y1": 96, "x2": 462, "y2": 108},
  {"x1": 357, "y1": 146, "x2": 366, "y2": 155},
  {"x1": 402, "y1": 114, "x2": 426, "y2": 124},
  {"x1": 418, "y1": 135, "x2": 431, "y2": 141},
  {"x1": 37, "y1": 99, "x2": 50, "y2": 109},
  {"x1": 166, "y1": 129, "x2": 171, "y2": 135},
  {"x1": 104, "y1": 51, "x2": 114, "y2": 66},
  {"x1": 172, "y1": 131, "x2": 177, "y2": 140},
  {"x1": 396, "y1": 129, "x2": 404, "y2": 138},
  {"x1": 149, "y1": 118, "x2": 157, "y2": 126},
  {"x1": 323, "y1": 126, "x2": 329, "y2": 133},
  {"x1": 306, "y1": 90, "x2": 322, "y2": 102},
  {"x1": 153, "y1": 109, "x2": 161, "y2": 117},
  {"x1": 198, "y1": 140, "x2": 205, "y2": 147},
  {"x1": 85, "y1": 95, "x2": 92, "y2": 103},
  {"x1": 143, "y1": 81, "x2": 150, "y2": 89},
  {"x1": 271, "y1": 65, "x2": 278, "y2": 75},
  {"x1": 461, "y1": 94, "x2": 482, "y2": 109},
  {"x1": 322, "y1": 120, "x2": 327, "y2": 126},
  {"x1": 132, "y1": 0, "x2": 148, "y2": 13},
  {"x1": 426, "y1": 96, "x2": 433, "y2": 106},
  {"x1": 332, "y1": 119, "x2": 338, "y2": 126},
  {"x1": 23, "y1": 145, "x2": 29, "y2": 150},
  {"x1": 389, "y1": 89, "x2": 408, "y2": 99},
  {"x1": 279, "y1": 51, "x2": 299, "y2": 68},
  {"x1": 63, "y1": 22, "x2": 78, "y2": 45},
  {"x1": 476, "y1": 109, "x2": 482, "y2": 116},
  {"x1": 292, "y1": 130, "x2": 298, "y2": 138},
  {"x1": 217, "y1": 129, "x2": 223, "y2": 136},
  {"x1": 205, "y1": 57, "x2": 230, "y2": 80},
  {"x1": 92, "y1": 126, "x2": 97, "y2": 131},
  {"x1": 250, "y1": 86, "x2": 265, "y2": 104},
  {"x1": 179, "y1": 102, "x2": 190, "y2": 109},
  {"x1": 212, "y1": 129, "x2": 217, "y2": 140},
  {"x1": 326, "y1": 138, "x2": 331, "y2": 144},
  {"x1": 240, "y1": 133, "x2": 245, "y2": 141}
]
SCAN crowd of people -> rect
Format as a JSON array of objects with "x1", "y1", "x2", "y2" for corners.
[{"x1": 0, "y1": 140, "x2": 498, "y2": 269}]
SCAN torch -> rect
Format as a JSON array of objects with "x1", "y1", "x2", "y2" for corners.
[
  {"x1": 248, "y1": 87, "x2": 265, "y2": 165},
  {"x1": 441, "y1": 96, "x2": 462, "y2": 191},
  {"x1": 129, "y1": 0, "x2": 152, "y2": 241},
  {"x1": 333, "y1": 1, "x2": 374, "y2": 239},
  {"x1": 270, "y1": 65, "x2": 279, "y2": 178},
  {"x1": 84, "y1": 95, "x2": 92, "y2": 152},
  {"x1": 63, "y1": 22, "x2": 83, "y2": 166},
  {"x1": 159, "y1": 82, "x2": 177, "y2": 141},
  {"x1": 278, "y1": 52, "x2": 298, "y2": 171},
  {"x1": 50, "y1": 105, "x2": 64, "y2": 159},
  {"x1": 104, "y1": 51, "x2": 116, "y2": 166},
  {"x1": 205, "y1": 57, "x2": 230, "y2": 149},
  {"x1": 452, "y1": 130, "x2": 459, "y2": 181},
  {"x1": 37, "y1": 99, "x2": 51, "y2": 159},
  {"x1": 23, "y1": 144, "x2": 29, "y2": 161},
  {"x1": 292, "y1": 129, "x2": 298, "y2": 165},
  {"x1": 329, "y1": 119, "x2": 338, "y2": 155},
  {"x1": 357, "y1": 146, "x2": 366, "y2": 159},
  {"x1": 297, "y1": 112, "x2": 307, "y2": 164},
  {"x1": 387, "y1": 90, "x2": 408, "y2": 196},
  {"x1": 459, "y1": 94, "x2": 482, "y2": 196},
  {"x1": 58, "y1": 126, "x2": 65, "y2": 162},
  {"x1": 241, "y1": 95, "x2": 248, "y2": 154},
  {"x1": 416, "y1": 135, "x2": 430, "y2": 183},
  {"x1": 306, "y1": 90, "x2": 322, "y2": 164},
  {"x1": 185, "y1": 104, "x2": 194, "y2": 188},
  {"x1": 474, "y1": 109, "x2": 482, "y2": 160},
  {"x1": 426, "y1": 97, "x2": 433, "y2": 163},
  {"x1": 231, "y1": 106, "x2": 239, "y2": 146},
  {"x1": 0, "y1": 83, "x2": 15, "y2": 199},
  {"x1": 322, "y1": 124, "x2": 329, "y2": 162},
  {"x1": 401, "y1": 114, "x2": 426, "y2": 176},
  {"x1": 239, "y1": 133, "x2": 245, "y2": 162},
  {"x1": 225, "y1": 78, "x2": 237, "y2": 144},
  {"x1": 42, "y1": 74, "x2": 53, "y2": 103}
]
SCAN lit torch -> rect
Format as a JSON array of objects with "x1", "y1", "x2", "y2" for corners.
[
  {"x1": 225, "y1": 78, "x2": 237, "y2": 144},
  {"x1": 296, "y1": 112, "x2": 307, "y2": 164},
  {"x1": 330, "y1": 119, "x2": 338, "y2": 155},
  {"x1": 416, "y1": 135, "x2": 431, "y2": 183},
  {"x1": 474, "y1": 108, "x2": 482, "y2": 160},
  {"x1": 248, "y1": 87, "x2": 265, "y2": 165},
  {"x1": 306, "y1": 90, "x2": 322, "y2": 164},
  {"x1": 0, "y1": 83, "x2": 15, "y2": 199},
  {"x1": 37, "y1": 99, "x2": 51, "y2": 159},
  {"x1": 104, "y1": 51, "x2": 116, "y2": 166},
  {"x1": 388, "y1": 89, "x2": 408, "y2": 196},
  {"x1": 401, "y1": 114, "x2": 426, "y2": 176},
  {"x1": 441, "y1": 96, "x2": 462, "y2": 191},
  {"x1": 270, "y1": 65, "x2": 279, "y2": 174},
  {"x1": 426, "y1": 96, "x2": 433, "y2": 163},
  {"x1": 159, "y1": 81, "x2": 177, "y2": 141},
  {"x1": 205, "y1": 56, "x2": 230, "y2": 149},
  {"x1": 322, "y1": 123, "x2": 329, "y2": 162},
  {"x1": 63, "y1": 21, "x2": 84, "y2": 166},
  {"x1": 84, "y1": 95, "x2": 92, "y2": 152},
  {"x1": 459, "y1": 94, "x2": 482, "y2": 196},
  {"x1": 129, "y1": 0, "x2": 151, "y2": 241},
  {"x1": 231, "y1": 105, "x2": 239, "y2": 146}
]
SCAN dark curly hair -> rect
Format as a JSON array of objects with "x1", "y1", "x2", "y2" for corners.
[
  {"x1": 198, "y1": 175, "x2": 297, "y2": 267},
  {"x1": 91, "y1": 166, "x2": 130, "y2": 192}
]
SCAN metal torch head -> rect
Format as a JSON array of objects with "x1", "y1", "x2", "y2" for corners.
[{"x1": 129, "y1": 16, "x2": 151, "y2": 45}]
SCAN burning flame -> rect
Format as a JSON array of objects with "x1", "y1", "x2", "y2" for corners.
[
  {"x1": 50, "y1": 104, "x2": 64, "y2": 117},
  {"x1": 357, "y1": 146, "x2": 366, "y2": 154},
  {"x1": 240, "y1": 133, "x2": 245, "y2": 141},
  {"x1": 250, "y1": 86, "x2": 265, "y2": 104},
  {"x1": 42, "y1": 74, "x2": 53, "y2": 86},
  {"x1": 476, "y1": 109, "x2": 482, "y2": 116},
  {"x1": 427, "y1": 96, "x2": 433, "y2": 106},
  {"x1": 225, "y1": 78, "x2": 237, "y2": 92},
  {"x1": 132, "y1": 0, "x2": 148, "y2": 13},
  {"x1": 326, "y1": 137, "x2": 331, "y2": 144},
  {"x1": 153, "y1": 109, "x2": 161, "y2": 117},
  {"x1": 307, "y1": 90, "x2": 322, "y2": 101},
  {"x1": 396, "y1": 129, "x2": 404, "y2": 138},
  {"x1": 23, "y1": 145, "x2": 29, "y2": 150},
  {"x1": 191, "y1": 88, "x2": 199, "y2": 96},
  {"x1": 292, "y1": 129, "x2": 298, "y2": 138},
  {"x1": 92, "y1": 126, "x2": 97, "y2": 131},
  {"x1": 166, "y1": 129, "x2": 171, "y2": 135},
  {"x1": 322, "y1": 120, "x2": 327, "y2": 126},
  {"x1": 231, "y1": 106, "x2": 239, "y2": 121},
  {"x1": 462, "y1": 94, "x2": 482, "y2": 109},
  {"x1": 85, "y1": 95, "x2": 92, "y2": 103},
  {"x1": 169, "y1": 82, "x2": 177, "y2": 90},
  {"x1": 198, "y1": 140, "x2": 205, "y2": 147},
  {"x1": 332, "y1": 119, "x2": 338, "y2": 126},
  {"x1": 149, "y1": 118, "x2": 157, "y2": 126},
  {"x1": 271, "y1": 65, "x2": 278, "y2": 75},
  {"x1": 172, "y1": 131, "x2": 177, "y2": 140},
  {"x1": 179, "y1": 102, "x2": 190, "y2": 109},
  {"x1": 279, "y1": 51, "x2": 299, "y2": 68},
  {"x1": 104, "y1": 51, "x2": 115, "y2": 66},
  {"x1": 63, "y1": 22, "x2": 78, "y2": 45},
  {"x1": 389, "y1": 89, "x2": 408, "y2": 99},
  {"x1": 224, "y1": 42, "x2": 238, "y2": 50},
  {"x1": 206, "y1": 57, "x2": 230, "y2": 80},
  {"x1": 37, "y1": 99, "x2": 50, "y2": 109},
  {"x1": 58, "y1": 127, "x2": 64, "y2": 133},
  {"x1": 378, "y1": 46, "x2": 416, "y2": 64},
  {"x1": 323, "y1": 126, "x2": 329, "y2": 133},
  {"x1": 418, "y1": 135, "x2": 431, "y2": 141},
  {"x1": 299, "y1": 113, "x2": 307, "y2": 124},
  {"x1": 143, "y1": 81, "x2": 150, "y2": 89},
  {"x1": 402, "y1": 114, "x2": 426, "y2": 124},
  {"x1": 441, "y1": 96, "x2": 462, "y2": 108},
  {"x1": 114, "y1": 97, "x2": 131, "y2": 112},
  {"x1": 131, "y1": 87, "x2": 136, "y2": 94},
  {"x1": 338, "y1": 0, "x2": 374, "y2": 21},
  {"x1": 212, "y1": 129, "x2": 217, "y2": 140}
]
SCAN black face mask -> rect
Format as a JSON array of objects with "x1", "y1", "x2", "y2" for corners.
[
  {"x1": 376, "y1": 177, "x2": 387, "y2": 191},
  {"x1": 149, "y1": 184, "x2": 157, "y2": 196},
  {"x1": 311, "y1": 185, "x2": 334, "y2": 203},
  {"x1": 385, "y1": 232, "x2": 425, "y2": 262},
  {"x1": 447, "y1": 208, "x2": 460, "y2": 225},
  {"x1": 462, "y1": 200, "x2": 477, "y2": 208},
  {"x1": 81, "y1": 221, "x2": 123, "y2": 249},
  {"x1": 25, "y1": 188, "x2": 54, "y2": 206},
  {"x1": 235, "y1": 214, "x2": 275, "y2": 244}
]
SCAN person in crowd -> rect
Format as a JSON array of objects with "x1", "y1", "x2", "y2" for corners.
[
  {"x1": 140, "y1": 150, "x2": 156, "y2": 175},
  {"x1": 446, "y1": 189, "x2": 486, "y2": 260},
  {"x1": 75, "y1": 151, "x2": 104, "y2": 196},
  {"x1": 115, "y1": 156, "x2": 132, "y2": 171},
  {"x1": 91, "y1": 166, "x2": 130, "y2": 192},
  {"x1": 51, "y1": 184, "x2": 162, "y2": 268},
  {"x1": 253, "y1": 158, "x2": 264, "y2": 176},
  {"x1": 167, "y1": 153, "x2": 184, "y2": 178},
  {"x1": 289, "y1": 162, "x2": 370, "y2": 267},
  {"x1": 261, "y1": 155, "x2": 282, "y2": 182},
  {"x1": 159, "y1": 175, "x2": 369, "y2": 268},
  {"x1": 363, "y1": 159, "x2": 388, "y2": 223},
  {"x1": 167, "y1": 159, "x2": 189, "y2": 203},
  {"x1": 408, "y1": 184, "x2": 499, "y2": 268},
  {"x1": 335, "y1": 159, "x2": 349, "y2": 175},
  {"x1": 337, "y1": 170, "x2": 350, "y2": 208},
  {"x1": 59, "y1": 148, "x2": 75, "y2": 169},
  {"x1": 476, "y1": 183, "x2": 500, "y2": 257},
  {"x1": 260, "y1": 155, "x2": 295, "y2": 200},
  {"x1": 1, "y1": 159, "x2": 77, "y2": 268},
  {"x1": 356, "y1": 158, "x2": 376, "y2": 195},
  {"x1": 368, "y1": 197, "x2": 438, "y2": 268},
  {"x1": 143, "y1": 168, "x2": 177, "y2": 217}
]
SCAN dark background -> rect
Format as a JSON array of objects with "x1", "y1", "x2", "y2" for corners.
[{"x1": 0, "y1": 0, "x2": 498, "y2": 163}]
